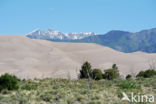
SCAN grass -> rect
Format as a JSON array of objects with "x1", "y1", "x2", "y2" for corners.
[{"x1": 0, "y1": 76, "x2": 155, "y2": 104}]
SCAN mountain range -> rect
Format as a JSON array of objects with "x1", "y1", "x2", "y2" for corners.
[
  {"x1": 27, "y1": 29, "x2": 96, "y2": 40},
  {"x1": 27, "y1": 28, "x2": 156, "y2": 53}
]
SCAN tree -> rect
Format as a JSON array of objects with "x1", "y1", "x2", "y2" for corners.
[
  {"x1": 0, "y1": 73, "x2": 19, "y2": 91},
  {"x1": 92, "y1": 69, "x2": 103, "y2": 80},
  {"x1": 103, "y1": 68, "x2": 120, "y2": 80},
  {"x1": 112, "y1": 64, "x2": 118, "y2": 70},
  {"x1": 79, "y1": 61, "x2": 92, "y2": 79}
]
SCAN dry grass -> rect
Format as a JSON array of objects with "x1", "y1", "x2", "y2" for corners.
[{"x1": 0, "y1": 76, "x2": 155, "y2": 104}]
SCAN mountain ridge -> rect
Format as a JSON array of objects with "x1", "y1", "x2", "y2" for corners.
[
  {"x1": 27, "y1": 29, "x2": 96, "y2": 40},
  {"x1": 26, "y1": 28, "x2": 156, "y2": 53}
]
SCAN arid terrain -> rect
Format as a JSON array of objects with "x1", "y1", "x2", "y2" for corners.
[{"x1": 0, "y1": 35, "x2": 156, "y2": 79}]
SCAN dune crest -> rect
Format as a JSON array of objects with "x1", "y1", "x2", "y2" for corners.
[{"x1": 0, "y1": 35, "x2": 155, "y2": 79}]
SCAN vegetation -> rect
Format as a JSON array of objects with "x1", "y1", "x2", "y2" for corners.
[
  {"x1": 126, "y1": 74, "x2": 132, "y2": 80},
  {"x1": 112, "y1": 64, "x2": 118, "y2": 70},
  {"x1": 119, "y1": 80, "x2": 141, "y2": 89},
  {"x1": 103, "y1": 64, "x2": 120, "y2": 80},
  {"x1": 79, "y1": 61, "x2": 92, "y2": 79},
  {"x1": 79, "y1": 62, "x2": 120, "y2": 80},
  {"x1": 92, "y1": 69, "x2": 103, "y2": 80},
  {"x1": 0, "y1": 76, "x2": 155, "y2": 104},
  {"x1": 0, "y1": 73, "x2": 19, "y2": 92},
  {"x1": 103, "y1": 68, "x2": 120, "y2": 80},
  {"x1": 136, "y1": 69, "x2": 156, "y2": 78},
  {"x1": 0, "y1": 62, "x2": 156, "y2": 103}
]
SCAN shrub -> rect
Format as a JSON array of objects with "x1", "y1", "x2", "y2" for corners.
[
  {"x1": 126, "y1": 74, "x2": 132, "y2": 80},
  {"x1": 112, "y1": 64, "x2": 118, "y2": 70},
  {"x1": 79, "y1": 61, "x2": 92, "y2": 79},
  {"x1": 92, "y1": 69, "x2": 103, "y2": 80},
  {"x1": 0, "y1": 73, "x2": 19, "y2": 91},
  {"x1": 136, "y1": 69, "x2": 156, "y2": 78},
  {"x1": 119, "y1": 80, "x2": 140, "y2": 89},
  {"x1": 103, "y1": 64, "x2": 120, "y2": 80},
  {"x1": 103, "y1": 68, "x2": 120, "y2": 80},
  {"x1": 21, "y1": 84, "x2": 38, "y2": 90}
]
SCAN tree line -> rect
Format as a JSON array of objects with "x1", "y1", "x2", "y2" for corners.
[{"x1": 79, "y1": 61, "x2": 156, "y2": 80}]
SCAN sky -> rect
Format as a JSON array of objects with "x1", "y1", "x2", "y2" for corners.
[{"x1": 0, "y1": 0, "x2": 156, "y2": 35}]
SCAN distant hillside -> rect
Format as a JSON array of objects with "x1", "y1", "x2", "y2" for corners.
[
  {"x1": 26, "y1": 28, "x2": 156, "y2": 53},
  {"x1": 78, "y1": 28, "x2": 156, "y2": 53}
]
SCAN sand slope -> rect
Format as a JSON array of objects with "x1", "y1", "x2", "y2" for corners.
[{"x1": 0, "y1": 35, "x2": 156, "y2": 79}]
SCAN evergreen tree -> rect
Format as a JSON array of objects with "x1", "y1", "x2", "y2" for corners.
[{"x1": 79, "y1": 61, "x2": 92, "y2": 79}]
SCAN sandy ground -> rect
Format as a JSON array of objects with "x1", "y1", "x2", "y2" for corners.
[{"x1": 0, "y1": 35, "x2": 156, "y2": 79}]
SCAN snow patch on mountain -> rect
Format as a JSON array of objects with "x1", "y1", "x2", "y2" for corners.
[{"x1": 26, "y1": 29, "x2": 96, "y2": 40}]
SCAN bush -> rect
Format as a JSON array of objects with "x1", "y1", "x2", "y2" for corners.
[
  {"x1": 112, "y1": 64, "x2": 118, "y2": 70},
  {"x1": 103, "y1": 68, "x2": 120, "y2": 80},
  {"x1": 0, "y1": 73, "x2": 19, "y2": 91},
  {"x1": 119, "y1": 80, "x2": 140, "y2": 89},
  {"x1": 92, "y1": 69, "x2": 103, "y2": 80},
  {"x1": 21, "y1": 84, "x2": 38, "y2": 90},
  {"x1": 136, "y1": 69, "x2": 156, "y2": 78},
  {"x1": 79, "y1": 61, "x2": 92, "y2": 79},
  {"x1": 126, "y1": 74, "x2": 132, "y2": 80}
]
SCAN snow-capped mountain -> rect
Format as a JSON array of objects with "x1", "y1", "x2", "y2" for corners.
[{"x1": 26, "y1": 29, "x2": 96, "y2": 40}]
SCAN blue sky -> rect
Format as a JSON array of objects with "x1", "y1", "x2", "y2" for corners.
[{"x1": 0, "y1": 0, "x2": 156, "y2": 35}]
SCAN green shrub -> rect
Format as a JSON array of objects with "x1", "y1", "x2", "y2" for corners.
[
  {"x1": 119, "y1": 80, "x2": 140, "y2": 89},
  {"x1": 103, "y1": 68, "x2": 120, "y2": 80},
  {"x1": 103, "y1": 64, "x2": 120, "y2": 80},
  {"x1": 136, "y1": 69, "x2": 156, "y2": 78},
  {"x1": 112, "y1": 64, "x2": 118, "y2": 70},
  {"x1": 21, "y1": 84, "x2": 38, "y2": 90},
  {"x1": 126, "y1": 74, "x2": 132, "y2": 80},
  {"x1": 79, "y1": 61, "x2": 92, "y2": 79},
  {"x1": 92, "y1": 69, "x2": 103, "y2": 80},
  {"x1": 0, "y1": 73, "x2": 19, "y2": 91}
]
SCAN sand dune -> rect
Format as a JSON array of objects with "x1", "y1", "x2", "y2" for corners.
[{"x1": 0, "y1": 35, "x2": 156, "y2": 79}]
